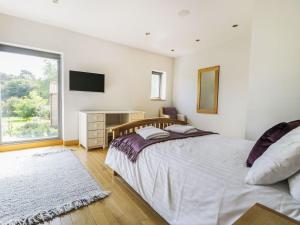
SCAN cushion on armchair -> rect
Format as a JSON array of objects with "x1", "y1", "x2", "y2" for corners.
[{"x1": 162, "y1": 107, "x2": 177, "y2": 119}]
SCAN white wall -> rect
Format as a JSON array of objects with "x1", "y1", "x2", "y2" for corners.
[
  {"x1": 2, "y1": 0, "x2": 299, "y2": 142},
  {"x1": 173, "y1": 36, "x2": 251, "y2": 138},
  {"x1": 245, "y1": 0, "x2": 300, "y2": 140},
  {"x1": 0, "y1": 13, "x2": 174, "y2": 141}
]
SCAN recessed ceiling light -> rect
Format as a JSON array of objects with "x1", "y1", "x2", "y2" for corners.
[
  {"x1": 171, "y1": 49, "x2": 175, "y2": 52},
  {"x1": 52, "y1": 0, "x2": 59, "y2": 3},
  {"x1": 232, "y1": 24, "x2": 239, "y2": 28},
  {"x1": 145, "y1": 32, "x2": 151, "y2": 36},
  {"x1": 195, "y1": 39, "x2": 200, "y2": 42},
  {"x1": 178, "y1": 9, "x2": 190, "y2": 17}
]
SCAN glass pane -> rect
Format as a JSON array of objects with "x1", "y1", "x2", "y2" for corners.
[
  {"x1": 151, "y1": 74, "x2": 160, "y2": 98},
  {"x1": 0, "y1": 51, "x2": 59, "y2": 143},
  {"x1": 200, "y1": 71, "x2": 215, "y2": 110}
]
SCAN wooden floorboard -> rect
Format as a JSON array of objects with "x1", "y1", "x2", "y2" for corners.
[
  {"x1": 28, "y1": 146, "x2": 168, "y2": 225},
  {"x1": 60, "y1": 214, "x2": 73, "y2": 225}
]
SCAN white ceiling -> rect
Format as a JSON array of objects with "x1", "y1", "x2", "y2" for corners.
[{"x1": 0, "y1": 0, "x2": 253, "y2": 57}]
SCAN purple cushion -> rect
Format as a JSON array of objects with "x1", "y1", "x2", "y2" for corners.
[
  {"x1": 163, "y1": 107, "x2": 177, "y2": 119},
  {"x1": 247, "y1": 120, "x2": 300, "y2": 167},
  {"x1": 246, "y1": 120, "x2": 300, "y2": 167},
  {"x1": 287, "y1": 120, "x2": 300, "y2": 130},
  {"x1": 246, "y1": 122, "x2": 289, "y2": 167}
]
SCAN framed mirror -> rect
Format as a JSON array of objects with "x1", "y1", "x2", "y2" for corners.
[{"x1": 197, "y1": 66, "x2": 220, "y2": 114}]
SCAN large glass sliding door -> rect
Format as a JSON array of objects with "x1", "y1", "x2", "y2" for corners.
[{"x1": 0, "y1": 45, "x2": 61, "y2": 143}]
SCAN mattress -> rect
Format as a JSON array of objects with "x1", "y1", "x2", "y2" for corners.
[{"x1": 105, "y1": 134, "x2": 300, "y2": 225}]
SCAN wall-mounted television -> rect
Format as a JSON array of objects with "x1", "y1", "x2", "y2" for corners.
[{"x1": 69, "y1": 70, "x2": 105, "y2": 92}]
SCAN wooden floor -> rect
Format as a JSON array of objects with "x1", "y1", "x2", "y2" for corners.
[{"x1": 30, "y1": 146, "x2": 168, "y2": 225}]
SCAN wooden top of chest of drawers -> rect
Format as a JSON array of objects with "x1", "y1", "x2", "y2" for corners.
[
  {"x1": 80, "y1": 110, "x2": 144, "y2": 114},
  {"x1": 233, "y1": 203, "x2": 299, "y2": 225}
]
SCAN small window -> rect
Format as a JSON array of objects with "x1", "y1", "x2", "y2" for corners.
[{"x1": 151, "y1": 71, "x2": 166, "y2": 100}]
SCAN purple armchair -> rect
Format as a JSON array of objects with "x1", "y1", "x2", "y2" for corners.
[{"x1": 159, "y1": 107, "x2": 186, "y2": 122}]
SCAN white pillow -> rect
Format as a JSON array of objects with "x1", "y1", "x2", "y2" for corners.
[
  {"x1": 245, "y1": 126, "x2": 300, "y2": 185},
  {"x1": 165, "y1": 124, "x2": 198, "y2": 134},
  {"x1": 136, "y1": 126, "x2": 170, "y2": 140},
  {"x1": 288, "y1": 171, "x2": 300, "y2": 201}
]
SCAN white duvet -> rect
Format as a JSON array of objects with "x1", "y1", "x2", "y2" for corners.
[{"x1": 105, "y1": 134, "x2": 300, "y2": 225}]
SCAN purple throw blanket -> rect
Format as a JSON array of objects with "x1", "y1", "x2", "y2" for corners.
[{"x1": 110, "y1": 130, "x2": 216, "y2": 162}]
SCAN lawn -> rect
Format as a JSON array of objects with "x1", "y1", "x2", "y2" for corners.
[{"x1": 2, "y1": 117, "x2": 58, "y2": 142}]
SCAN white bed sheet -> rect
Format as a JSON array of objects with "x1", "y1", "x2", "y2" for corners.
[{"x1": 105, "y1": 134, "x2": 300, "y2": 225}]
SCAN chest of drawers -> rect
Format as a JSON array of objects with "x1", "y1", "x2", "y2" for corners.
[
  {"x1": 79, "y1": 110, "x2": 145, "y2": 150},
  {"x1": 79, "y1": 112, "x2": 105, "y2": 150}
]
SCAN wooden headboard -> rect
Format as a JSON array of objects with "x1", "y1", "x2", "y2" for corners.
[{"x1": 112, "y1": 118, "x2": 187, "y2": 139}]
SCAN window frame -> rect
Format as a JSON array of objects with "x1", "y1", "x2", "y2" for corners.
[{"x1": 0, "y1": 43, "x2": 62, "y2": 144}]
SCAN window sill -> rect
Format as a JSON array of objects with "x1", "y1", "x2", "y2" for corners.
[
  {"x1": 150, "y1": 98, "x2": 166, "y2": 101},
  {"x1": 0, "y1": 139, "x2": 63, "y2": 152}
]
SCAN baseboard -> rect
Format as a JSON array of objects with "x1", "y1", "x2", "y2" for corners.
[
  {"x1": 0, "y1": 139, "x2": 63, "y2": 152},
  {"x1": 63, "y1": 140, "x2": 79, "y2": 146}
]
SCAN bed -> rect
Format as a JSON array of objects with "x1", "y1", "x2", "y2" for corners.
[{"x1": 105, "y1": 118, "x2": 300, "y2": 225}]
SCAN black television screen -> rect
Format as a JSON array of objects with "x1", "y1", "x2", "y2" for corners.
[{"x1": 69, "y1": 70, "x2": 105, "y2": 92}]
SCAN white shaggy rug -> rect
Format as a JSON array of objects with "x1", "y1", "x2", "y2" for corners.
[{"x1": 0, "y1": 148, "x2": 109, "y2": 225}]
